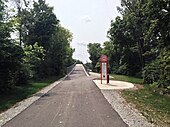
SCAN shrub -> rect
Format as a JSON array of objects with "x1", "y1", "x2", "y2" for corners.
[
  {"x1": 143, "y1": 61, "x2": 160, "y2": 84},
  {"x1": 0, "y1": 42, "x2": 28, "y2": 92}
]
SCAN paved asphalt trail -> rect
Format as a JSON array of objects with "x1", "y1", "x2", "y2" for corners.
[{"x1": 3, "y1": 65, "x2": 127, "y2": 127}]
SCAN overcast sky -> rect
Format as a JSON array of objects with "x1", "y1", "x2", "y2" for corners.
[{"x1": 45, "y1": 0, "x2": 121, "y2": 63}]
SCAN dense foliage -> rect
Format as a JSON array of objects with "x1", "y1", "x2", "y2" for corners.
[
  {"x1": 88, "y1": 0, "x2": 170, "y2": 93},
  {"x1": 0, "y1": 0, "x2": 74, "y2": 93},
  {"x1": 87, "y1": 43, "x2": 102, "y2": 72}
]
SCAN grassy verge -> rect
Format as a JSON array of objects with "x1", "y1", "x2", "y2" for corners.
[
  {"x1": 0, "y1": 76, "x2": 60, "y2": 113},
  {"x1": 111, "y1": 74, "x2": 143, "y2": 84},
  {"x1": 122, "y1": 88, "x2": 170, "y2": 126},
  {"x1": 110, "y1": 74, "x2": 170, "y2": 126}
]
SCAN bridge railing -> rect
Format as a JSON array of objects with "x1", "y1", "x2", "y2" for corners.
[
  {"x1": 82, "y1": 64, "x2": 90, "y2": 76},
  {"x1": 66, "y1": 62, "x2": 77, "y2": 74}
]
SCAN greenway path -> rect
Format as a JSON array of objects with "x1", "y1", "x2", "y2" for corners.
[{"x1": 3, "y1": 65, "x2": 127, "y2": 127}]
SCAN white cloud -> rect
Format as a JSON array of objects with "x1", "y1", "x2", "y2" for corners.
[{"x1": 81, "y1": 15, "x2": 92, "y2": 23}]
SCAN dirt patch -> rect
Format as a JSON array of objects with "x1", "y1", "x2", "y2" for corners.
[{"x1": 128, "y1": 84, "x2": 144, "y2": 90}]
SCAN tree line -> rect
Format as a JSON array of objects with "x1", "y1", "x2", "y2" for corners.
[
  {"x1": 88, "y1": 0, "x2": 169, "y2": 93},
  {"x1": 0, "y1": 0, "x2": 75, "y2": 93}
]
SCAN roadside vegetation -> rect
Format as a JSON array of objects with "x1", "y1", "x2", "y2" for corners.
[
  {"x1": 122, "y1": 88, "x2": 170, "y2": 127},
  {"x1": 87, "y1": 0, "x2": 169, "y2": 126},
  {"x1": 109, "y1": 73, "x2": 170, "y2": 126},
  {"x1": 110, "y1": 74, "x2": 143, "y2": 84},
  {"x1": 0, "y1": 0, "x2": 75, "y2": 112},
  {"x1": 0, "y1": 77, "x2": 59, "y2": 113},
  {"x1": 0, "y1": 77, "x2": 58, "y2": 112},
  {"x1": 87, "y1": 0, "x2": 170, "y2": 94}
]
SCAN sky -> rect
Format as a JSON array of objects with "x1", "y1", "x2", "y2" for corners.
[{"x1": 45, "y1": 0, "x2": 121, "y2": 63}]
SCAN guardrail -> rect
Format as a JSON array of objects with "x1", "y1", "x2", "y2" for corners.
[
  {"x1": 66, "y1": 62, "x2": 77, "y2": 74},
  {"x1": 82, "y1": 64, "x2": 90, "y2": 76}
]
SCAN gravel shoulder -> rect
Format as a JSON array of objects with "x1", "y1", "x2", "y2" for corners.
[
  {"x1": 101, "y1": 90, "x2": 155, "y2": 127},
  {"x1": 0, "y1": 80, "x2": 62, "y2": 127},
  {"x1": 0, "y1": 68, "x2": 75, "y2": 127}
]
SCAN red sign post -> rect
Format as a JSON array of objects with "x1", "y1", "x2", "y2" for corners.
[{"x1": 100, "y1": 55, "x2": 108, "y2": 84}]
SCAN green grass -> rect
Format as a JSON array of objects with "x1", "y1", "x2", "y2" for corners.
[
  {"x1": 110, "y1": 73, "x2": 170, "y2": 126},
  {"x1": 111, "y1": 74, "x2": 143, "y2": 84},
  {"x1": 0, "y1": 77, "x2": 59, "y2": 113},
  {"x1": 122, "y1": 88, "x2": 170, "y2": 127}
]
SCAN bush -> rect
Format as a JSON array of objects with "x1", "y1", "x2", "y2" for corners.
[
  {"x1": 143, "y1": 62, "x2": 160, "y2": 84},
  {"x1": 158, "y1": 49, "x2": 170, "y2": 91},
  {"x1": 0, "y1": 42, "x2": 28, "y2": 92},
  {"x1": 117, "y1": 64, "x2": 128, "y2": 75},
  {"x1": 15, "y1": 67, "x2": 29, "y2": 86},
  {"x1": 143, "y1": 49, "x2": 170, "y2": 94},
  {"x1": 95, "y1": 62, "x2": 100, "y2": 73},
  {"x1": 23, "y1": 42, "x2": 46, "y2": 79}
]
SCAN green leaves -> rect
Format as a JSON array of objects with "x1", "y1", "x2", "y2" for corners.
[
  {"x1": 25, "y1": 0, "x2": 58, "y2": 50},
  {"x1": 0, "y1": 41, "x2": 26, "y2": 91},
  {"x1": 106, "y1": 0, "x2": 170, "y2": 91},
  {"x1": 87, "y1": 43, "x2": 102, "y2": 72},
  {"x1": 23, "y1": 42, "x2": 45, "y2": 78},
  {"x1": 45, "y1": 26, "x2": 74, "y2": 76},
  {"x1": 0, "y1": 0, "x2": 27, "y2": 91},
  {"x1": 0, "y1": 0, "x2": 74, "y2": 93}
]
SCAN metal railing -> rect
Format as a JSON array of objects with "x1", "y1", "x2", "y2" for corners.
[
  {"x1": 82, "y1": 64, "x2": 90, "y2": 75},
  {"x1": 66, "y1": 62, "x2": 77, "y2": 74}
]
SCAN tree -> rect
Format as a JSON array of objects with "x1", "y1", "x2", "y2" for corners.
[
  {"x1": 102, "y1": 41, "x2": 117, "y2": 73},
  {"x1": 44, "y1": 25, "x2": 74, "y2": 76},
  {"x1": 143, "y1": 0, "x2": 170, "y2": 91},
  {"x1": 10, "y1": 0, "x2": 31, "y2": 45},
  {"x1": 0, "y1": 0, "x2": 74, "y2": 93},
  {"x1": 87, "y1": 43, "x2": 102, "y2": 72},
  {"x1": 107, "y1": 0, "x2": 170, "y2": 92},
  {"x1": 23, "y1": 42, "x2": 45, "y2": 79},
  {"x1": 107, "y1": 16, "x2": 142, "y2": 76},
  {"x1": 0, "y1": 0, "x2": 27, "y2": 92},
  {"x1": 26, "y1": 0, "x2": 59, "y2": 51}
]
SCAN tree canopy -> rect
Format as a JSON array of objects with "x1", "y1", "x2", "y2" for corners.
[
  {"x1": 0, "y1": 0, "x2": 75, "y2": 93},
  {"x1": 87, "y1": 43, "x2": 102, "y2": 72},
  {"x1": 88, "y1": 0, "x2": 170, "y2": 93}
]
